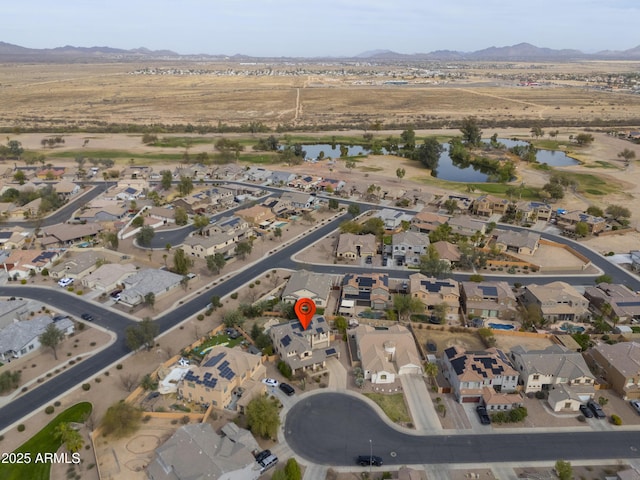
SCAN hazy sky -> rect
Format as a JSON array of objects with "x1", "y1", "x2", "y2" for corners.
[{"x1": 4, "y1": 0, "x2": 639, "y2": 57}]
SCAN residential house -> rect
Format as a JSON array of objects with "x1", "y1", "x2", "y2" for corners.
[
  {"x1": 81, "y1": 263, "x2": 137, "y2": 292},
  {"x1": 510, "y1": 344, "x2": 595, "y2": 411},
  {"x1": 245, "y1": 167, "x2": 273, "y2": 183},
  {"x1": 203, "y1": 216, "x2": 252, "y2": 239},
  {"x1": 235, "y1": 204, "x2": 276, "y2": 227},
  {"x1": 349, "y1": 324, "x2": 422, "y2": 384},
  {"x1": 584, "y1": 283, "x2": 640, "y2": 324},
  {"x1": 447, "y1": 215, "x2": 486, "y2": 238},
  {"x1": 587, "y1": 342, "x2": 640, "y2": 400},
  {"x1": 36, "y1": 166, "x2": 65, "y2": 180},
  {"x1": 442, "y1": 346, "x2": 518, "y2": 403},
  {"x1": 376, "y1": 208, "x2": 414, "y2": 231},
  {"x1": 269, "y1": 170, "x2": 297, "y2": 185},
  {"x1": 147, "y1": 206, "x2": 176, "y2": 225},
  {"x1": 172, "y1": 187, "x2": 234, "y2": 214},
  {"x1": 336, "y1": 233, "x2": 377, "y2": 259},
  {"x1": 289, "y1": 175, "x2": 321, "y2": 191},
  {"x1": 17, "y1": 197, "x2": 42, "y2": 219},
  {"x1": 631, "y1": 250, "x2": 640, "y2": 273},
  {"x1": 178, "y1": 346, "x2": 266, "y2": 412},
  {"x1": 0, "y1": 315, "x2": 74, "y2": 361},
  {"x1": 481, "y1": 386, "x2": 524, "y2": 413},
  {"x1": 270, "y1": 315, "x2": 335, "y2": 374},
  {"x1": 279, "y1": 191, "x2": 317, "y2": 210},
  {"x1": 146, "y1": 423, "x2": 262, "y2": 480},
  {"x1": 409, "y1": 273, "x2": 460, "y2": 320},
  {"x1": 342, "y1": 273, "x2": 390, "y2": 310},
  {"x1": 0, "y1": 227, "x2": 28, "y2": 249},
  {"x1": 515, "y1": 201, "x2": 552, "y2": 222},
  {"x1": 520, "y1": 281, "x2": 590, "y2": 322},
  {"x1": 110, "y1": 185, "x2": 143, "y2": 202},
  {"x1": 76, "y1": 205, "x2": 127, "y2": 223},
  {"x1": 493, "y1": 230, "x2": 540, "y2": 256},
  {"x1": 437, "y1": 194, "x2": 473, "y2": 211},
  {"x1": 460, "y1": 281, "x2": 518, "y2": 320},
  {"x1": 431, "y1": 241, "x2": 461, "y2": 265},
  {"x1": 317, "y1": 178, "x2": 345, "y2": 192},
  {"x1": 121, "y1": 165, "x2": 152, "y2": 179},
  {"x1": 410, "y1": 209, "x2": 449, "y2": 234},
  {"x1": 2, "y1": 250, "x2": 60, "y2": 278},
  {"x1": 120, "y1": 269, "x2": 184, "y2": 307},
  {"x1": 48, "y1": 250, "x2": 107, "y2": 280},
  {"x1": 557, "y1": 210, "x2": 606, "y2": 234},
  {"x1": 173, "y1": 163, "x2": 208, "y2": 179},
  {"x1": 471, "y1": 195, "x2": 510, "y2": 217},
  {"x1": 182, "y1": 231, "x2": 239, "y2": 258},
  {"x1": 53, "y1": 181, "x2": 80, "y2": 200},
  {"x1": 40, "y1": 223, "x2": 103, "y2": 247},
  {"x1": 281, "y1": 270, "x2": 337, "y2": 308},
  {"x1": 0, "y1": 299, "x2": 30, "y2": 330},
  {"x1": 391, "y1": 230, "x2": 430, "y2": 266}
]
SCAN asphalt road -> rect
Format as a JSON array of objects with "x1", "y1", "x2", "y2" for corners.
[{"x1": 285, "y1": 392, "x2": 640, "y2": 465}]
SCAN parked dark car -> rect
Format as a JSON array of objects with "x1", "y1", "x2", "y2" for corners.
[
  {"x1": 255, "y1": 450, "x2": 271, "y2": 463},
  {"x1": 279, "y1": 383, "x2": 295, "y2": 396},
  {"x1": 357, "y1": 455, "x2": 383, "y2": 467},
  {"x1": 110, "y1": 289, "x2": 123, "y2": 298},
  {"x1": 365, "y1": 256, "x2": 372, "y2": 264},
  {"x1": 476, "y1": 405, "x2": 491, "y2": 425},
  {"x1": 80, "y1": 313, "x2": 94, "y2": 321},
  {"x1": 579, "y1": 404, "x2": 594, "y2": 418},
  {"x1": 588, "y1": 399, "x2": 606, "y2": 419}
]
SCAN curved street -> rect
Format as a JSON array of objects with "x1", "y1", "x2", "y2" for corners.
[{"x1": 285, "y1": 392, "x2": 640, "y2": 466}]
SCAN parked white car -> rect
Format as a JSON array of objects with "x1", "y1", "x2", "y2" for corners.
[
  {"x1": 262, "y1": 378, "x2": 279, "y2": 387},
  {"x1": 58, "y1": 278, "x2": 74, "y2": 287}
]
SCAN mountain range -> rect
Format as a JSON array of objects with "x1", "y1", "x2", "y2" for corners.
[{"x1": 1, "y1": 41, "x2": 640, "y2": 62}]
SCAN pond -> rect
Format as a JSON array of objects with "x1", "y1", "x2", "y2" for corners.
[{"x1": 495, "y1": 138, "x2": 579, "y2": 166}]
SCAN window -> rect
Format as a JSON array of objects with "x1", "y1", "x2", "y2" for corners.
[{"x1": 532, "y1": 374, "x2": 539, "y2": 380}]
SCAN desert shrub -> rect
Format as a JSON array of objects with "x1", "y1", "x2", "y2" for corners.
[
  {"x1": 82, "y1": 383, "x2": 91, "y2": 391},
  {"x1": 116, "y1": 364, "x2": 123, "y2": 370},
  {"x1": 611, "y1": 414, "x2": 622, "y2": 425},
  {"x1": 17, "y1": 424, "x2": 25, "y2": 432},
  {"x1": 230, "y1": 292, "x2": 238, "y2": 299},
  {"x1": 45, "y1": 405, "x2": 55, "y2": 414}
]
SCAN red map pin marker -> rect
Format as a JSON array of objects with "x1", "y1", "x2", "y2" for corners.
[{"x1": 294, "y1": 298, "x2": 316, "y2": 330}]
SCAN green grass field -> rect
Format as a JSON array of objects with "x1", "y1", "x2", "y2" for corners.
[
  {"x1": 0, "y1": 402, "x2": 92, "y2": 480},
  {"x1": 363, "y1": 393, "x2": 412, "y2": 424}
]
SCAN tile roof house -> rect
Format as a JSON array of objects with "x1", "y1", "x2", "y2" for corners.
[
  {"x1": 2, "y1": 249, "x2": 61, "y2": 278},
  {"x1": 281, "y1": 269, "x2": 337, "y2": 308},
  {"x1": 409, "y1": 273, "x2": 460, "y2": 320},
  {"x1": 587, "y1": 342, "x2": 640, "y2": 400},
  {"x1": 245, "y1": 167, "x2": 273, "y2": 183},
  {"x1": 178, "y1": 346, "x2": 266, "y2": 412},
  {"x1": 182, "y1": 231, "x2": 240, "y2": 258},
  {"x1": 515, "y1": 201, "x2": 552, "y2": 222},
  {"x1": 120, "y1": 268, "x2": 184, "y2": 307},
  {"x1": 520, "y1": 281, "x2": 590, "y2": 322},
  {"x1": 471, "y1": 194, "x2": 510, "y2": 217},
  {"x1": 410, "y1": 209, "x2": 449, "y2": 233},
  {"x1": 147, "y1": 423, "x2": 262, "y2": 480},
  {"x1": 460, "y1": 281, "x2": 518, "y2": 320},
  {"x1": 81, "y1": 263, "x2": 137, "y2": 292},
  {"x1": 391, "y1": 231, "x2": 430, "y2": 266},
  {"x1": 510, "y1": 344, "x2": 595, "y2": 411},
  {"x1": 447, "y1": 215, "x2": 486, "y2": 238},
  {"x1": 235, "y1": 204, "x2": 276, "y2": 227},
  {"x1": 76, "y1": 204, "x2": 127, "y2": 223},
  {"x1": 583, "y1": 283, "x2": 640, "y2": 324},
  {"x1": 342, "y1": 273, "x2": 390, "y2": 310},
  {"x1": 48, "y1": 251, "x2": 108, "y2": 280},
  {"x1": 481, "y1": 386, "x2": 523, "y2": 412},
  {"x1": 53, "y1": 180, "x2": 81, "y2": 199},
  {"x1": 493, "y1": 230, "x2": 541, "y2": 255},
  {"x1": 0, "y1": 315, "x2": 74, "y2": 361},
  {"x1": 431, "y1": 241, "x2": 461, "y2": 264},
  {"x1": 279, "y1": 191, "x2": 318, "y2": 210},
  {"x1": 270, "y1": 315, "x2": 336, "y2": 374},
  {"x1": 350, "y1": 324, "x2": 422, "y2": 384},
  {"x1": 557, "y1": 210, "x2": 606, "y2": 234},
  {"x1": 336, "y1": 233, "x2": 378, "y2": 259},
  {"x1": 40, "y1": 223, "x2": 103, "y2": 246},
  {"x1": 442, "y1": 345, "x2": 518, "y2": 403}
]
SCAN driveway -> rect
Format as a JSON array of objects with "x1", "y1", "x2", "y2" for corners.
[{"x1": 399, "y1": 374, "x2": 442, "y2": 432}]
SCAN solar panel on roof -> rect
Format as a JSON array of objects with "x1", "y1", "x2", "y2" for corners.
[
  {"x1": 282, "y1": 335, "x2": 291, "y2": 347},
  {"x1": 326, "y1": 348, "x2": 336, "y2": 355},
  {"x1": 203, "y1": 352, "x2": 226, "y2": 367},
  {"x1": 479, "y1": 286, "x2": 498, "y2": 297}
]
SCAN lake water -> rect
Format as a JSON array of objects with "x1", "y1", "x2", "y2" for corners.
[{"x1": 292, "y1": 139, "x2": 577, "y2": 181}]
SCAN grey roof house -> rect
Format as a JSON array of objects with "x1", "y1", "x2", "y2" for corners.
[
  {"x1": 120, "y1": 268, "x2": 184, "y2": 307},
  {"x1": 0, "y1": 315, "x2": 74, "y2": 361},
  {"x1": 281, "y1": 269, "x2": 337, "y2": 308}
]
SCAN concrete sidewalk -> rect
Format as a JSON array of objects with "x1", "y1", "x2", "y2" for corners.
[{"x1": 400, "y1": 374, "x2": 443, "y2": 432}]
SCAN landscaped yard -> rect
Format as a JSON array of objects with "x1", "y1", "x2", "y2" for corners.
[
  {"x1": 0, "y1": 402, "x2": 92, "y2": 480},
  {"x1": 189, "y1": 333, "x2": 245, "y2": 359},
  {"x1": 363, "y1": 393, "x2": 411, "y2": 424}
]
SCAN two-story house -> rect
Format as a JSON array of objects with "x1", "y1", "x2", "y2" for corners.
[
  {"x1": 391, "y1": 231, "x2": 430, "y2": 266},
  {"x1": 408, "y1": 273, "x2": 460, "y2": 320},
  {"x1": 342, "y1": 273, "x2": 390, "y2": 310},
  {"x1": 336, "y1": 233, "x2": 377, "y2": 260},
  {"x1": 520, "y1": 281, "x2": 590, "y2": 322},
  {"x1": 270, "y1": 315, "x2": 336, "y2": 374},
  {"x1": 460, "y1": 281, "x2": 518, "y2": 320},
  {"x1": 586, "y1": 342, "x2": 640, "y2": 400}
]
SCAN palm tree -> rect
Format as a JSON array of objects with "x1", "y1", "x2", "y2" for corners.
[{"x1": 424, "y1": 362, "x2": 438, "y2": 386}]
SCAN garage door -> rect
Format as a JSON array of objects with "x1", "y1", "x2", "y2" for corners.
[{"x1": 462, "y1": 396, "x2": 481, "y2": 403}]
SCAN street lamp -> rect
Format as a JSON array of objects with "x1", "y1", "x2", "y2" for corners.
[{"x1": 369, "y1": 439, "x2": 372, "y2": 476}]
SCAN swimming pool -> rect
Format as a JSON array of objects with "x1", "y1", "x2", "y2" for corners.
[
  {"x1": 273, "y1": 221, "x2": 288, "y2": 228},
  {"x1": 559, "y1": 323, "x2": 585, "y2": 333},
  {"x1": 488, "y1": 323, "x2": 515, "y2": 330}
]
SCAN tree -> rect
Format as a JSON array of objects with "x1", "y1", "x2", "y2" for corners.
[
  {"x1": 460, "y1": 116, "x2": 482, "y2": 147},
  {"x1": 333, "y1": 316, "x2": 348, "y2": 335},
  {"x1": 618, "y1": 148, "x2": 636, "y2": 163},
  {"x1": 554, "y1": 460, "x2": 573, "y2": 480},
  {"x1": 206, "y1": 252, "x2": 226, "y2": 275},
  {"x1": 177, "y1": 176, "x2": 193, "y2": 196},
  {"x1": 136, "y1": 225, "x2": 155, "y2": 247},
  {"x1": 574, "y1": 133, "x2": 594, "y2": 146},
  {"x1": 193, "y1": 214, "x2": 209, "y2": 231},
  {"x1": 400, "y1": 128, "x2": 416, "y2": 150},
  {"x1": 144, "y1": 292, "x2": 155, "y2": 309},
  {"x1": 429, "y1": 223, "x2": 452, "y2": 243},
  {"x1": 271, "y1": 470, "x2": 288, "y2": 480},
  {"x1": 13, "y1": 170, "x2": 26, "y2": 185},
  {"x1": 301, "y1": 211, "x2": 314, "y2": 224},
  {"x1": 235, "y1": 241, "x2": 252, "y2": 260},
  {"x1": 39, "y1": 323, "x2": 65, "y2": 360},
  {"x1": 119, "y1": 373, "x2": 140, "y2": 392},
  {"x1": 173, "y1": 248, "x2": 193, "y2": 275},
  {"x1": 424, "y1": 362, "x2": 438, "y2": 385},
  {"x1": 347, "y1": 204, "x2": 360, "y2": 217},
  {"x1": 0, "y1": 370, "x2": 21, "y2": 394},
  {"x1": 125, "y1": 317, "x2": 159, "y2": 352},
  {"x1": 542, "y1": 181, "x2": 564, "y2": 200},
  {"x1": 605, "y1": 204, "x2": 631, "y2": 221},
  {"x1": 574, "y1": 221, "x2": 589, "y2": 237},
  {"x1": 432, "y1": 302, "x2": 449, "y2": 324},
  {"x1": 285, "y1": 458, "x2": 302, "y2": 480},
  {"x1": 160, "y1": 170, "x2": 173, "y2": 190},
  {"x1": 595, "y1": 274, "x2": 613, "y2": 284},
  {"x1": 328, "y1": 198, "x2": 339, "y2": 210},
  {"x1": 419, "y1": 244, "x2": 451, "y2": 278},
  {"x1": 223, "y1": 309, "x2": 245, "y2": 328},
  {"x1": 393, "y1": 294, "x2": 424, "y2": 322},
  {"x1": 413, "y1": 137, "x2": 443, "y2": 170},
  {"x1": 443, "y1": 199, "x2": 458, "y2": 215},
  {"x1": 7, "y1": 140, "x2": 24, "y2": 159},
  {"x1": 585, "y1": 205, "x2": 604, "y2": 217},
  {"x1": 345, "y1": 158, "x2": 356, "y2": 171},
  {"x1": 245, "y1": 394, "x2": 281, "y2": 439},
  {"x1": 100, "y1": 401, "x2": 143, "y2": 438},
  {"x1": 273, "y1": 227, "x2": 283, "y2": 241},
  {"x1": 530, "y1": 126, "x2": 544, "y2": 138},
  {"x1": 54, "y1": 422, "x2": 84, "y2": 453},
  {"x1": 174, "y1": 207, "x2": 188, "y2": 226},
  {"x1": 131, "y1": 215, "x2": 144, "y2": 228},
  {"x1": 396, "y1": 168, "x2": 405, "y2": 180}
]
